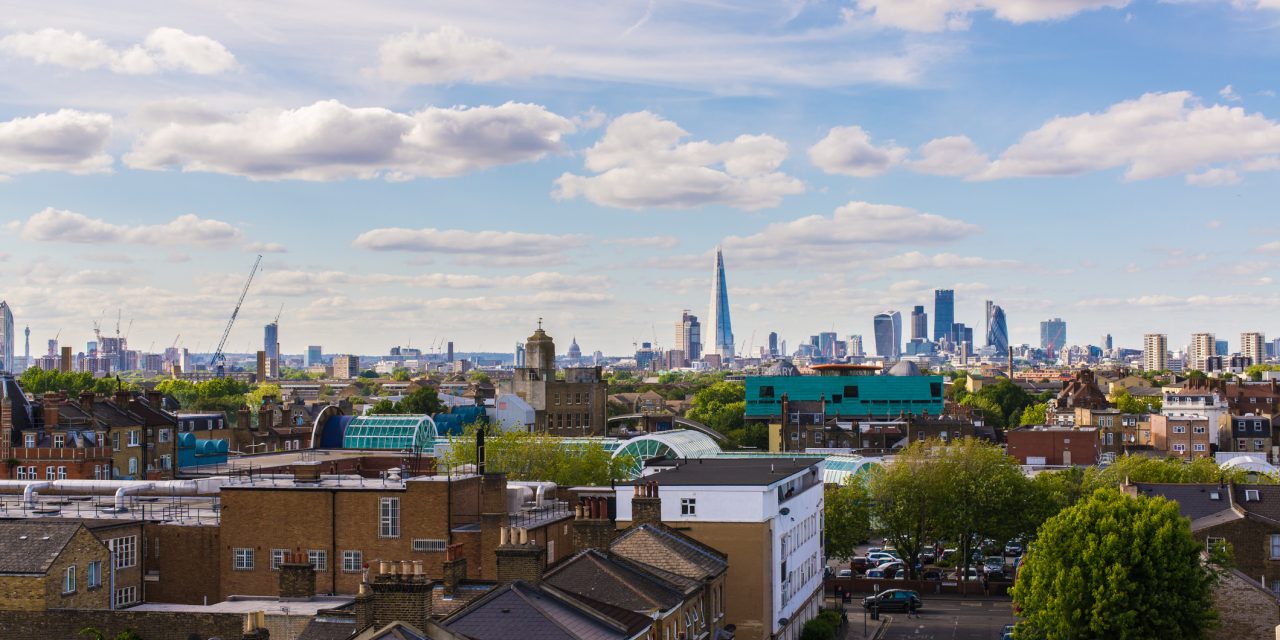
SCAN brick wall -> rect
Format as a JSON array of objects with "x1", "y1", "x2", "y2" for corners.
[
  {"x1": 46, "y1": 527, "x2": 112, "y2": 611},
  {"x1": 0, "y1": 610, "x2": 243, "y2": 640},
  {"x1": 1211, "y1": 570, "x2": 1280, "y2": 640},
  {"x1": 1202, "y1": 517, "x2": 1280, "y2": 586},
  {"x1": 356, "y1": 572, "x2": 434, "y2": 632},
  {"x1": 144, "y1": 523, "x2": 221, "y2": 604}
]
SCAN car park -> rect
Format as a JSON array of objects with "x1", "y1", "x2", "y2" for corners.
[
  {"x1": 922, "y1": 569, "x2": 942, "y2": 581},
  {"x1": 1004, "y1": 541, "x2": 1024, "y2": 556},
  {"x1": 837, "y1": 569, "x2": 853, "y2": 578},
  {"x1": 984, "y1": 557, "x2": 1005, "y2": 574},
  {"x1": 850, "y1": 557, "x2": 870, "y2": 574},
  {"x1": 867, "y1": 552, "x2": 898, "y2": 564},
  {"x1": 1002, "y1": 623, "x2": 1016, "y2": 639},
  {"x1": 861, "y1": 589, "x2": 922, "y2": 613},
  {"x1": 866, "y1": 569, "x2": 886, "y2": 579}
]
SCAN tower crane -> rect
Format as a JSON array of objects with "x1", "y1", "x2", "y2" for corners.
[
  {"x1": 274, "y1": 303, "x2": 284, "y2": 324},
  {"x1": 211, "y1": 255, "x2": 263, "y2": 377}
]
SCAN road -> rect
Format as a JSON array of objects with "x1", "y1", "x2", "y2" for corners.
[{"x1": 875, "y1": 598, "x2": 1013, "y2": 640}]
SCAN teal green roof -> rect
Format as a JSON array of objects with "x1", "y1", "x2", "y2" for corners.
[
  {"x1": 343, "y1": 414, "x2": 437, "y2": 452},
  {"x1": 744, "y1": 375, "x2": 945, "y2": 418}
]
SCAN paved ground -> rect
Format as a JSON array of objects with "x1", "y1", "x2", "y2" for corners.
[{"x1": 875, "y1": 598, "x2": 1014, "y2": 640}]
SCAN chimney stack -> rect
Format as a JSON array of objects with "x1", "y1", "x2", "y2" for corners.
[
  {"x1": 496, "y1": 526, "x2": 546, "y2": 585},
  {"x1": 572, "y1": 496, "x2": 616, "y2": 552},
  {"x1": 356, "y1": 558, "x2": 434, "y2": 632},
  {"x1": 279, "y1": 552, "x2": 317, "y2": 600},
  {"x1": 42, "y1": 393, "x2": 60, "y2": 430},
  {"x1": 146, "y1": 390, "x2": 163, "y2": 409},
  {"x1": 442, "y1": 543, "x2": 467, "y2": 596},
  {"x1": 631, "y1": 481, "x2": 662, "y2": 526}
]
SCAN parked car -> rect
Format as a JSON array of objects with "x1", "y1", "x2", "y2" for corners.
[
  {"x1": 867, "y1": 552, "x2": 898, "y2": 565},
  {"x1": 1002, "y1": 623, "x2": 1016, "y2": 640},
  {"x1": 952, "y1": 568, "x2": 981, "y2": 581},
  {"x1": 875, "y1": 561, "x2": 905, "y2": 575},
  {"x1": 866, "y1": 569, "x2": 887, "y2": 579},
  {"x1": 866, "y1": 547, "x2": 883, "y2": 555},
  {"x1": 862, "y1": 589, "x2": 922, "y2": 613},
  {"x1": 984, "y1": 557, "x2": 1005, "y2": 574},
  {"x1": 851, "y1": 557, "x2": 871, "y2": 574},
  {"x1": 939, "y1": 548, "x2": 959, "y2": 562},
  {"x1": 919, "y1": 550, "x2": 937, "y2": 564},
  {"x1": 922, "y1": 569, "x2": 942, "y2": 581},
  {"x1": 1004, "y1": 541, "x2": 1024, "y2": 556},
  {"x1": 837, "y1": 569, "x2": 853, "y2": 578}
]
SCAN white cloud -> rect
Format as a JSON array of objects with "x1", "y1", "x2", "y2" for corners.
[
  {"x1": 846, "y1": 0, "x2": 1129, "y2": 32},
  {"x1": 1185, "y1": 168, "x2": 1241, "y2": 187},
  {"x1": 1256, "y1": 241, "x2": 1280, "y2": 254},
  {"x1": 554, "y1": 111, "x2": 803, "y2": 210},
  {"x1": 10, "y1": 208, "x2": 242, "y2": 245},
  {"x1": 0, "y1": 109, "x2": 113, "y2": 177},
  {"x1": 908, "y1": 135, "x2": 991, "y2": 176},
  {"x1": 978, "y1": 91, "x2": 1280, "y2": 181},
  {"x1": 246, "y1": 242, "x2": 288, "y2": 254},
  {"x1": 125, "y1": 100, "x2": 575, "y2": 181},
  {"x1": 378, "y1": 26, "x2": 549, "y2": 84},
  {"x1": 352, "y1": 226, "x2": 587, "y2": 257},
  {"x1": 0, "y1": 27, "x2": 235, "y2": 74},
  {"x1": 411, "y1": 272, "x2": 608, "y2": 290},
  {"x1": 602, "y1": 235, "x2": 679, "y2": 249},
  {"x1": 723, "y1": 201, "x2": 978, "y2": 262},
  {"x1": 883, "y1": 251, "x2": 1017, "y2": 270},
  {"x1": 1220, "y1": 84, "x2": 1242, "y2": 102},
  {"x1": 808, "y1": 125, "x2": 908, "y2": 177}
]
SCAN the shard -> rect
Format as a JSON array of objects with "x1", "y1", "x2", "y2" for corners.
[{"x1": 707, "y1": 247, "x2": 735, "y2": 360}]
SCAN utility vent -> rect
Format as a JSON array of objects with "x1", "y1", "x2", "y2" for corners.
[
  {"x1": 1246, "y1": 489, "x2": 1261, "y2": 502},
  {"x1": 1209, "y1": 491, "x2": 1220, "y2": 500},
  {"x1": 412, "y1": 539, "x2": 447, "y2": 552}
]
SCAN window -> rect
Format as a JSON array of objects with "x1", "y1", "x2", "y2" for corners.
[
  {"x1": 343, "y1": 550, "x2": 363, "y2": 572},
  {"x1": 308, "y1": 550, "x2": 327, "y2": 570},
  {"x1": 1193, "y1": 443, "x2": 1206, "y2": 452},
  {"x1": 553, "y1": 393, "x2": 560, "y2": 405},
  {"x1": 160, "y1": 455, "x2": 171, "y2": 470},
  {"x1": 53, "y1": 434, "x2": 64, "y2": 448},
  {"x1": 412, "y1": 539, "x2": 446, "y2": 552},
  {"x1": 1173, "y1": 425, "x2": 1186, "y2": 434},
  {"x1": 128, "y1": 430, "x2": 140, "y2": 447},
  {"x1": 158, "y1": 429, "x2": 170, "y2": 443},
  {"x1": 87, "y1": 561, "x2": 102, "y2": 588},
  {"x1": 16, "y1": 467, "x2": 26, "y2": 480},
  {"x1": 1193, "y1": 426, "x2": 1206, "y2": 434},
  {"x1": 233, "y1": 548, "x2": 254, "y2": 570},
  {"x1": 681, "y1": 497, "x2": 697, "y2": 516},
  {"x1": 112, "y1": 432, "x2": 120, "y2": 451},
  {"x1": 23, "y1": 434, "x2": 34, "y2": 448},
  {"x1": 1258, "y1": 440, "x2": 1267, "y2": 451},
  {"x1": 57, "y1": 466, "x2": 66, "y2": 480},
  {"x1": 128, "y1": 458, "x2": 137, "y2": 476},
  {"x1": 380, "y1": 498, "x2": 400, "y2": 538},
  {"x1": 1173, "y1": 444, "x2": 1186, "y2": 453},
  {"x1": 1271, "y1": 534, "x2": 1280, "y2": 560},
  {"x1": 46, "y1": 466, "x2": 55, "y2": 480},
  {"x1": 109, "y1": 536, "x2": 137, "y2": 569},
  {"x1": 843, "y1": 385, "x2": 859, "y2": 398},
  {"x1": 63, "y1": 565, "x2": 76, "y2": 594},
  {"x1": 271, "y1": 549, "x2": 288, "y2": 570},
  {"x1": 1256, "y1": 422, "x2": 1266, "y2": 432},
  {"x1": 759, "y1": 385, "x2": 775, "y2": 399},
  {"x1": 26, "y1": 466, "x2": 35, "y2": 479},
  {"x1": 1247, "y1": 490, "x2": 1261, "y2": 502},
  {"x1": 115, "y1": 585, "x2": 138, "y2": 607},
  {"x1": 1106, "y1": 433, "x2": 1114, "y2": 445}
]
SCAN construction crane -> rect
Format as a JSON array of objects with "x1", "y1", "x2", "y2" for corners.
[
  {"x1": 91, "y1": 310, "x2": 105, "y2": 346},
  {"x1": 211, "y1": 255, "x2": 263, "y2": 377},
  {"x1": 171, "y1": 334, "x2": 181, "y2": 351},
  {"x1": 273, "y1": 303, "x2": 284, "y2": 325}
]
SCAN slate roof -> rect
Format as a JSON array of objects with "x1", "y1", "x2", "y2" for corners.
[
  {"x1": 1132, "y1": 483, "x2": 1236, "y2": 521},
  {"x1": 0, "y1": 521, "x2": 89, "y2": 575},
  {"x1": 352, "y1": 621, "x2": 429, "y2": 640},
  {"x1": 297, "y1": 618, "x2": 359, "y2": 640},
  {"x1": 622, "y1": 457, "x2": 819, "y2": 487},
  {"x1": 544, "y1": 550, "x2": 686, "y2": 612},
  {"x1": 1235, "y1": 485, "x2": 1280, "y2": 525},
  {"x1": 442, "y1": 580, "x2": 643, "y2": 640},
  {"x1": 609, "y1": 524, "x2": 727, "y2": 583}
]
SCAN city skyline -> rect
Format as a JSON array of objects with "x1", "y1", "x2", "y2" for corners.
[{"x1": 2, "y1": 2, "x2": 1280, "y2": 354}]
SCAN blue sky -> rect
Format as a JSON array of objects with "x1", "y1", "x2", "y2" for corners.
[{"x1": 2, "y1": 0, "x2": 1280, "y2": 358}]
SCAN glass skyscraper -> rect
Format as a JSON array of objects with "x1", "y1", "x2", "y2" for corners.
[
  {"x1": 986, "y1": 301, "x2": 1009, "y2": 354},
  {"x1": 910, "y1": 305, "x2": 928, "y2": 341},
  {"x1": 707, "y1": 247, "x2": 734, "y2": 359},
  {"x1": 933, "y1": 289, "x2": 954, "y2": 343},
  {"x1": 1040, "y1": 318, "x2": 1067, "y2": 353},
  {"x1": 0, "y1": 301, "x2": 12, "y2": 373},
  {"x1": 874, "y1": 311, "x2": 902, "y2": 360}
]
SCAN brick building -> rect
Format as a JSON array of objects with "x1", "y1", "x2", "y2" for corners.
[
  {"x1": 0, "y1": 521, "x2": 112, "y2": 612},
  {"x1": 1005, "y1": 425, "x2": 1099, "y2": 466},
  {"x1": 1225, "y1": 415, "x2": 1273, "y2": 460},
  {"x1": 1150, "y1": 414, "x2": 1214, "y2": 460},
  {"x1": 500, "y1": 324, "x2": 608, "y2": 436}
]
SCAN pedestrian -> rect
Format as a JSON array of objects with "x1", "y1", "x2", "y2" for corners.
[
  {"x1": 908, "y1": 597, "x2": 919, "y2": 619},
  {"x1": 982, "y1": 574, "x2": 990, "y2": 596}
]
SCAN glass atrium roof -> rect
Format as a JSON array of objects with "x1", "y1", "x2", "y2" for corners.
[
  {"x1": 612, "y1": 430, "x2": 725, "y2": 478},
  {"x1": 343, "y1": 414, "x2": 437, "y2": 452}
]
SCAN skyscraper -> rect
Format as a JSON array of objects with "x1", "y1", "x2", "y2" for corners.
[
  {"x1": 1040, "y1": 318, "x2": 1067, "y2": 354},
  {"x1": 818, "y1": 332, "x2": 838, "y2": 358},
  {"x1": 1189, "y1": 333, "x2": 1215, "y2": 371},
  {"x1": 986, "y1": 302, "x2": 1009, "y2": 354},
  {"x1": 910, "y1": 306, "x2": 928, "y2": 341},
  {"x1": 264, "y1": 322, "x2": 279, "y2": 378},
  {"x1": 306, "y1": 345, "x2": 323, "y2": 367},
  {"x1": 874, "y1": 311, "x2": 902, "y2": 360},
  {"x1": 1143, "y1": 334, "x2": 1168, "y2": 372},
  {"x1": 22, "y1": 326, "x2": 29, "y2": 373},
  {"x1": 0, "y1": 301, "x2": 13, "y2": 373},
  {"x1": 675, "y1": 310, "x2": 702, "y2": 363},
  {"x1": 1242, "y1": 332, "x2": 1265, "y2": 365},
  {"x1": 933, "y1": 290, "x2": 954, "y2": 343},
  {"x1": 707, "y1": 247, "x2": 734, "y2": 360},
  {"x1": 768, "y1": 332, "x2": 778, "y2": 357},
  {"x1": 848, "y1": 335, "x2": 864, "y2": 357},
  {"x1": 1103, "y1": 334, "x2": 1113, "y2": 352}
]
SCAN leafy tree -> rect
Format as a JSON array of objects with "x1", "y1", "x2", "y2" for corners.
[
  {"x1": 468, "y1": 370, "x2": 492, "y2": 384},
  {"x1": 934, "y1": 439, "x2": 1030, "y2": 579},
  {"x1": 799, "y1": 617, "x2": 837, "y2": 640},
  {"x1": 399, "y1": 385, "x2": 445, "y2": 415},
  {"x1": 867, "y1": 441, "x2": 949, "y2": 578},
  {"x1": 1011, "y1": 489, "x2": 1216, "y2": 639},
  {"x1": 1022, "y1": 467, "x2": 1088, "y2": 538},
  {"x1": 440, "y1": 424, "x2": 633, "y2": 486},
  {"x1": 1082, "y1": 455, "x2": 1264, "y2": 490},
  {"x1": 358, "y1": 370, "x2": 379, "y2": 379},
  {"x1": 960, "y1": 394, "x2": 1006, "y2": 429},
  {"x1": 19, "y1": 368, "x2": 132, "y2": 397},
  {"x1": 246, "y1": 383, "x2": 282, "y2": 408},
  {"x1": 392, "y1": 369, "x2": 412, "y2": 382},
  {"x1": 1110, "y1": 388, "x2": 1162, "y2": 414},
  {"x1": 1245, "y1": 364, "x2": 1280, "y2": 381},
  {"x1": 1019, "y1": 402, "x2": 1048, "y2": 425},
  {"x1": 686, "y1": 381, "x2": 745, "y2": 435},
  {"x1": 825, "y1": 478, "x2": 872, "y2": 560},
  {"x1": 725, "y1": 423, "x2": 767, "y2": 450},
  {"x1": 368, "y1": 399, "x2": 400, "y2": 414}
]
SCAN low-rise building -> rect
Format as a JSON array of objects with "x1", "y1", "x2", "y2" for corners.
[
  {"x1": 1151, "y1": 414, "x2": 1214, "y2": 460},
  {"x1": 1225, "y1": 415, "x2": 1273, "y2": 460},
  {"x1": 0, "y1": 521, "x2": 113, "y2": 612},
  {"x1": 1005, "y1": 425, "x2": 1099, "y2": 466}
]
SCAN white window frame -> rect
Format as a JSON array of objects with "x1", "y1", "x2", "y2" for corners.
[
  {"x1": 63, "y1": 565, "x2": 76, "y2": 594},
  {"x1": 1173, "y1": 425, "x2": 1186, "y2": 434},
  {"x1": 16, "y1": 467, "x2": 26, "y2": 480},
  {"x1": 271, "y1": 549, "x2": 288, "y2": 570},
  {"x1": 87, "y1": 560, "x2": 101, "y2": 588},
  {"x1": 380, "y1": 497, "x2": 400, "y2": 538},
  {"x1": 109, "y1": 536, "x2": 137, "y2": 569},
  {"x1": 233, "y1": 548, "x2": 254, "y2": 570},
  {"x1": 45, "y1": 466, "x2": 55, "y2": 480},
  {"x1": 1271, "y1": 534, "x2": 1280, "y2": 560},
  {"x1": 57, "y1": 466, "x2": 67, "y2": 480},
  {"x1": 681, "y1": 497, "x2": 697, "y2": 516},
  {"x1": 1193, "y1": 443, "x2": 1206, "y2": 452},
  {"x1": 115, "y1": 585, "x2": 138, "y2": 607},
  {"x1": 342, "y1": 550, "x2": 363, "y2": 573},
  {"x1": 128, "y1": 430, "x2": 140, "y2": 447},
  {"x1": 53, "y1": 434, "x2": 64, "y2": 448},
  {"x1": 1172, "y1": 444, "x2": 1186, "y2": 453},
  {"x1": 308, "y1": 549, "x2": 327, "y2": 571},
  {"x1": 23, "y1": 434, "x2": 34, "y2": 449}
]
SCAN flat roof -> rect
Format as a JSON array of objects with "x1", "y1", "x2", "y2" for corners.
[
  {"x1": 625, "y1": 457, "x2": 820, "y2": 487},
  {"x1": 133, "y1": 595, "x2": 354, "y2": 615},
  {"x1": 0, "y1": 494, "x2": 221, "y2": 526}
]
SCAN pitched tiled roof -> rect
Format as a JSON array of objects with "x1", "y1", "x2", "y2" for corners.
[
  {"x1": 544, "y1": 550, "x2": 686, "y2": 613},
  {"x1": 0, "y1": 521, "x2": 88, "y2": 574},
  {"x1": 609, "y1": 524, "x2": 727, "y2": 583},
  {"x1": 432, "y1": 582, "x2": 497, "y2": 618},
  {"x1": 442, "y1": 581, "x2": 640, "y2": 640},
  {"x1": 297, "y1": 619, "x2": 359, "y2": 640},
  {"x1": 1132, "y1": 483, "x2": 1236, "y2": 522},
  {"x1": 1235, "y1": 485, "x2": 1280, "y2": 525}
]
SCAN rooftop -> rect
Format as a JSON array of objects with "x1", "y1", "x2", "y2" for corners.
[
  {"x1": 625, "y1": 457, "x2": 820, "y2": 487},
  {"x1": 133, "y1": 595, "x2": 355, "y2": 616},
  {"x1": 0, "y1": 520, "x2": 85, "y2": 574}
]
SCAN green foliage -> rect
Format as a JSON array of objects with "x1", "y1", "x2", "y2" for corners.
[
  {"x1": 868, "y1": 441, "x2": 950, "y2": 579},
  {"x1": 440, "y1": 424, "x2": 634, "y2": 486},
  {"x1": 1018, "y1": 402, "x2": 1048, "y2": 425},
  {"x1": 1011, "y1": 489, "x2": 1216, "y2": 639},
  {"x1": 687, "y1": 381, "x2": 745, "y2": 437},
  {"x1": 1110, "y1": 388, "x2": 1162, "y2": 414},
  {"x1": 799, "y1": 617, "x2": 837, "y2": 640},
  {"x1": 358, "y1": 370, "x2": 379, "y2": 379},
  {"x1": 1083, "y1": 455, "x2": 1264, "y2": 490},
  {"x1": 399, "y1": 385, "x2": 445, "y2": 415},
  {"x1": 246, "y1": 383, "x2": 281, "y2": 408},
  {"x1": 153, "y1": 377, "x2": 249, "y2": 413},
  {"x1": 1022, "y1": 468, "x2": 1088, "y2": 537},
  {"x1": 825, "y1": 478, "x2": 872, "y2": 560},
  {"x1": 392, "y1": 369, "x2": 412, "y2": 382},
  {"x1": 1245, "y1": 364, "x2": 1280, "y2": 381},
  {"x1": 725, "y1": 423, "x2": 768, "y2": 450},
  {"x1": 19, "y1": 368, "x2": 134, "y2": 397},
  {"x1": 368, "y1": 399, "x2": 400, "y2": 414},
  {"x1": 468, "y1": 370, "x2": 492, "y2": 384}
]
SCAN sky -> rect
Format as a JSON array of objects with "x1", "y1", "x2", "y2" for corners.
[{"x1": 3, "y1": 0, "x2": 1280, "y2": 358}]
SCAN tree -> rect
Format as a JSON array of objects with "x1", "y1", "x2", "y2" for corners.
[
  {"x1": 368, "y1": 399, "x2": 400, "y2": 414},
  {"x1": 246, "y1": 383, "x2": 281, "y2": 408},
  {"x1": 686, "y1": 381, "x2": 746, "y2": 437},
  {"x1": 867, "y1": 441, "x2": 949, "y2": 579},
  {"x1": 399, "y1": 385, "x2": 445, "y2": 415},
  {"x1": 825, "y1": 478, "x2": 872, "y2": 560},
  {"x1": 392, "y1": 369, "x2": 412, "y2": 382},
  {"x1": 799, "y1": 617, "x2": 837, "y2": 640},
  {"x1": 1019, "y1": 402, "x2": 1048, "y2": 425},
  {"x1": 1110, "y1": 388, "x2": 1162, "y2": 414},
  {"x1": 19, "y1": 368, "x2": 131, "y2": 397},
  {"x1": 1083, "y1": 454, "x2": 1264, "y2": 490},
  {"x1": 468, "y1": 370, "x2": 492, "y2": 384},
  {"x1": 1021, "y1": 467, "x2": 1088, "y2": 538},
  {"x1": 934, "y1": 439, "x2": 1030, "y2": 580},
  {"x1": 439, "y1": 424, "x2": 633, "y2": 486},
  {"x1": 1011, "y1": 489, "x2": 1216, "y2": 639}
]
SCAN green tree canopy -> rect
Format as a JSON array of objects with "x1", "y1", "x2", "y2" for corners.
[
  {"x1": 246, "y1": 383, "x2": 282, "y2": 408},
  {"x1": 867, "y1": 441, "x2": 950, "y2": 578},
  {"x1": 399, "y1": 385, "x2": 445, "y2": 415},
  {"x1": 1011, "y1": 489, "x2": 1216, "y2": 639},
  {"x1": 1018, "y1": 402, "x2": 1048, "y2": 425},
  {"x1": 1083, "y1": 454, "x2": 1262, "y2": 490},
  {"x1": 368, "y1": 399, "x2": 400, "y2": 414},
  {"x1": 19, "y1": 368, "x2": 134, "y2": 397},
  {"x1": 825, "y1": 478, "x2": 872, "y2": 560},
  {"x1": 1110, "y1": 388, "x2": 1162, "y2": 414},
  {"x1": 687, "y1": 381, "x2": 754, "y2": 447},
  {"x1": 439, "y1": 424, "x2": 633, "y2": 486}
]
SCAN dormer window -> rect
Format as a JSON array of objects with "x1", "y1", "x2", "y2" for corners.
[
  {"x1": 1246, "y1": 489, "x2": 1261, "y2": 502},
  {"x1": 1210, "y1": 491, "x2": 1220, "y2": 500}
]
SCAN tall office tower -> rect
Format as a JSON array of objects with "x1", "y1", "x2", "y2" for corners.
[
  {"x1": 768, "y1": 332, "x2": 778, "y2": 357},
  {"x1": 874, "y1": 312, "x2": 902, "y2": 360},
  {"x1": 180, "y1": 348, "x2": 191, "y2": 374},
  {"x1": 933, "y1": 290, "x2": 954, "y2": 343},
  {"x1": 707, "y1": 247, "x2": 735, "y2": 360},
  {"x1": 47, "y1": 339, "x2": 57, "y2": 357},
  {"x1": 1039, "y1": 318, "x2": 1067, "y2": 354},
  {"x1": 514, "y1": 343, "x2": 526, "y2": 367},
  {"x1": 818, "y1": 332, "x2": 838, "y2": 358},
  {"x1": 0, "y1": 301, "x2": 13, "y2": 373},
  {"x1": 1189, "y1": 333, "x2": 1215, "y2": 371},
  {"x1": 1215, "y1": 340, "x2": 1229, "y2": 357},
  {"x1": 675, "y1": 310, "x2": 702, "y2": 363},
  {"x1": 848, "y1": 335, "x2": 864, "y2": 357},
  {"x1": 910, "y1": 306, "x2": 928, "y2": 341},
  {"x1": 1273, "y1": 338, "x2": 1280, "y2": 361},
  {"x1": 447, "y1": 341, "x2": 454, "y2": 363},
  {"x1": 306, "y1": 345, "x2": 323, "y2": 367},
  {"x1": 1242, "y1": 332, "x2": 1266, "y2": 365},
  {"x1": 264, "y1": 322, "x2": 279, "y2": 378},
  {"x1": 952, "y1": 323, "x2": 974, "y2": 347},
  {"x1": 986, "y1": 302, "x2": 1009, "y2": 354},
  {"x1": 1143, "y1": 334, "x2": 1168, "y2": 372},
  {"x1": 1104, "y1": 334, "x2": 1113, "y2": 352}
]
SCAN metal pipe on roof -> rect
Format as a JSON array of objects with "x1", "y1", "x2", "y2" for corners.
[
  {"x1": 21, "y1": 481, "x2": 51, "y2": 508},
  {"x1": 114, "y1": 483, "x2": 154, "y2": 511}
]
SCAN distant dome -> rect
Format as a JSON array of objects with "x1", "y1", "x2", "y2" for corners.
[
  {"x1": 567, "y1": 337, "x2": 582, "y2": 359},
  {"x1": 887, "y1": 360, "x2": 922, "y2": 377}
]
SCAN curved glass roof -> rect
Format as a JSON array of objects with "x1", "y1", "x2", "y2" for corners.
[
  {"x1": 822, "y1": 454, "x2": 883, "y2": 486},
  {"x1": 343, "y1": 414, "x2": 437, "y2": 452},
  {"x1": 612, "y1": 430, "x2": 724, "y2": 478}
]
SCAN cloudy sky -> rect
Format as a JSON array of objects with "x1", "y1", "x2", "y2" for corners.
[{"x1": 3, "y1": 0, "x2": 1280, "y2": 358}]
